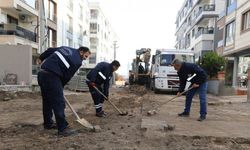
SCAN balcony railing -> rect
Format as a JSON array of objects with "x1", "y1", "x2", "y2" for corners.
[
  {"x1": 196, "y1": 4, "x2": 216, "y2": 18},
  {"x1": 0, "y1": 24, "x2": 36, "y2": 42},
  {"x1": 195, "y1": 27, "x2": 214, "y2": 39}
]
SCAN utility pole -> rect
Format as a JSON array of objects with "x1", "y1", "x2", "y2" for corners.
[
  {"x1": 113, "y1": 41, "x2": 118, "y2": 85},
  {"x1": 39, "y1": 0, "x2": 47, "y2": 54},
  {"x1": 113, "y1": 41, "x2": 118, "y2": 60},
  {"x1": 247, "y1": 63, "x2": 250, "y2": 102}
]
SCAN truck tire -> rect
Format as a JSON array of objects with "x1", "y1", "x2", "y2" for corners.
[{"x1": 152, "y1": 79, "x2": 159, "y2": 94}]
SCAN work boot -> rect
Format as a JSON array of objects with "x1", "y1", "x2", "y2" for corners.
[
  {"x1": 197, "y1": 116, "x2": 206, "y2": 122},
  {"x1": 178, "y1": 112, "x2": 190, "y2": 117},
  {"x1": 44, "y1": 123, "x2": 57, "y2": 130},
  {"x1": 58, "y1": 127, "x2": 78, "y2": 137},
  {"x1": 96, "y1": 111, "x2": 106, "y2": 117}
]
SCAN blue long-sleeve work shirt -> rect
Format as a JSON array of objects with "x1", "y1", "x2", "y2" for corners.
[
  {"x1": 39, "y1": 46, "x2": 83, "y2": 86},
  {"x1": 87, "y1": 62, "x2": 113, "y2": 96},
  {"x1": 177, "y1": 62, "x2": 207, "y2": 92}
]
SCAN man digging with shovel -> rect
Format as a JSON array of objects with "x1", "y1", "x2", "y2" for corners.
[
  {"x1": 171, "y1": 59, "x2": 208, "y2": 121},
  {"x1": 86, "y1": 60, "x2": 120, "y2": 117},
  {"x1": 37, "y1": 46, "x2": 91, "y2": 136}
]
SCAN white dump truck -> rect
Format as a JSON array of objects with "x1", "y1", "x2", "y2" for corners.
[{"x1": 150, "y1": 49, "x2": 194, "y2": 93}]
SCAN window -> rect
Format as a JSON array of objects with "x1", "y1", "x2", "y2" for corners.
[
  {"x1": 66, "y1": 38, "x2": 73, "y2": 47},
  {"x1": 192, "y1": 29, "x2": 195, "y2": 37},
  {"x1": 90, "y1": 23, "x2": 97, "y2": 30},
  {"x1": 186, "y1": 33, "x2": 190, "y2": 48},
  {"x1": 49, "y1": 0, "x2": 56, "y2": 21},
  {"x1": 7, "y1": 15, "x2": 18, "y2": 25},
  {"x1": 160, "y1": 54, "x2": 194, "y2": 66},
  {"x1": 66, "y1": 15, "x2": 73, "y2": 33},
  {"x1": 90, "y1": 9, "x2": 98, "y2": 19},
  {"x1": 227, "y1": 0, "x2": 236, "y2": 7},
  {"x1": 225, "y1": 21, "x2": 235, "y2": 46},
  {"x1": 79, "y1": 5, "x2": 83, "y2": 20},
  {"x1": 227, "y1": 0, "x2": 236, "y2": 14},
  {"x1": 48, "y1": 28, "x2": 56, "y2": 47},
  {"x1": 78, "y1": 24, "x2": 83, "y2": 39},
  {"x1": 242, "y1": 10, "x2": 250, "y2": 31},
  {"x1": 90, "y1": 23, "x2": 98, "y2": 34},
  {"x1": 89, "y1": 53, "x2": 96, "y2": 64}
]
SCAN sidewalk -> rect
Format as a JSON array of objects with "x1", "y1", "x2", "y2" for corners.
[{"x1": 141, "y1": 93, "x2": 250, "y2": 139}]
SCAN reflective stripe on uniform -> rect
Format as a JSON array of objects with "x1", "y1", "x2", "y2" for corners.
[
  {"x1": 98, "y1": 72, "x2": 106, "y2": 80},
  {"x1": 55, "y1": 51, "x2": 70, "y2": 69},
  {"x1": 95, "y1": 104, "x2": 102, "y2": 109}
]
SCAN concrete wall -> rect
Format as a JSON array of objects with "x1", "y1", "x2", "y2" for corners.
[{"x1": 0, "y1": 45, "x2": 32, "y2": 85}]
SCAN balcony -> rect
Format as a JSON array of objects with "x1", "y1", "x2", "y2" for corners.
[
  {"x1": 195, "y1": 27, "x2": 214, "y2": 39},
  {"x1": 0, "y1": 0, "x2": 38, "y2": 16},
  {"x1": 196, "y1": 4, "x2": 216, "y2": 18},
  {"x1": 0, "y1": 24, "x2": 37, "y2": 42}
]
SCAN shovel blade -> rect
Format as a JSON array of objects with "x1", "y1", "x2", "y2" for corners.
[{"x1": 76, "y1": 118, "x2": 94, "y2": 129}]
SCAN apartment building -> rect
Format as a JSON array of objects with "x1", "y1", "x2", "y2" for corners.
[
  {"x1": 44, "y1": 0, "x2": 57, "y2": 48},
  {"x1": 0, "y1": 0, "x2": 39, "y2": 53},
  {"x1": 57, "y1": 0, "x2": 90, "y2": 50},
  {"x1": 216, "y1": 0, "x2": 250, "y2": 87},
  {"x1": 0, "y1": 0, "x2": 39, "y2": 85},
  {"x1": 175, "y1": 0, "x2": 225, "y2": 62},
  {"x1": 88, "y1": 2, "x2": 117, "y2": 68}
]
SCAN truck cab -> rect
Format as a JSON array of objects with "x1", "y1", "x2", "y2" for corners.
[{"x1": 150, "y1": 49, "x2": 194, "y2": 93}]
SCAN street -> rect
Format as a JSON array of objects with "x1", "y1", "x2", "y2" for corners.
[{"x1": 1, "y1": 86, "x2": 250, "y2": 150}]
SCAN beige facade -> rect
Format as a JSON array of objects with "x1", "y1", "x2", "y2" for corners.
[
  {"x1": 223, "y1": 0, "x2": 250, "y2": 56},
  {"x1": 216, "y1": 0, "x2": 250, "y2": 87},
  {"x1": 175, "y1": 0, "x2": 225, "y2": 61},
  {"x1": 0, "y1": 0, "x2": 39, "y2": 50}
]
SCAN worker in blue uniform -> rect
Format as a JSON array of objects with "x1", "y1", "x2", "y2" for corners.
[
  {"x1": 37, "y1": 46, "x2": 91, "y2": 136},
  {"x1": 171, "y1": 59, "x2": 208, "y2": 121},
  {"x1": 86, "y1": 60, "x2": 120, "y2": 117}
]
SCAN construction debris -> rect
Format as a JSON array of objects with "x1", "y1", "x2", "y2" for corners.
[
  {"x1": 161, "y1": 124, "x2": 176, "y2": 131},
  {"x1": 147, "y1": 110, "x2": 157, "y2": 116}
]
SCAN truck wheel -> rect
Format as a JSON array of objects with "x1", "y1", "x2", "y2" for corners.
[
  {"x1": 150, "y1": 79, "x2": 154, "y2": 91},
  {"x1": 152, "y1": 80, "x2": 159, "y2": 93}
]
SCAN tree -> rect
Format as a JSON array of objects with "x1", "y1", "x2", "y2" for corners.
[{"x1": 200, "y1": 52, "x2": 225, "y2": 78}]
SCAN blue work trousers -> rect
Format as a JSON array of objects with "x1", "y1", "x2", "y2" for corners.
[
  {"x1": 184, "y1": 82, "x2": 208, "y2": 117},
  {"x1": 38, "y1": 71, "x2": 68, "y2": 132}
]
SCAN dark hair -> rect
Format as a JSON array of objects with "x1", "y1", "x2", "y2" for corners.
[
  {"x1": 78, "y1": 46, "x2": 91, "y2": 54},
  {"x1": 111, "y1": 60, "x2": 120, "y2": 67}
]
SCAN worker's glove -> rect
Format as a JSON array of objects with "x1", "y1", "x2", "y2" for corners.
[{"x1": 89, "y1": 82, "x2": 96, "y2": 87}]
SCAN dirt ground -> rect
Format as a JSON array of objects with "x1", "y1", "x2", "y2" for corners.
[{"x1": 1, "y1": 85, "x2": 250, "y2": 150}]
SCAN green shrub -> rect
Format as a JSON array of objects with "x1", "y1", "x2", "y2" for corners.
[{"x1": 200, "y1": 51, "x2": 225, "y2": 78}]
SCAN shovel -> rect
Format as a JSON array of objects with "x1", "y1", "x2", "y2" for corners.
[
  {"x1": 91, "y1": 86, "x2": 128, "y2": 116},
  {"x1": 64, "y1": 96, "x2": 96, "y2": 130},
  {"x1": 147, "y1": 87, "x2": 194, "y2": 116}
]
